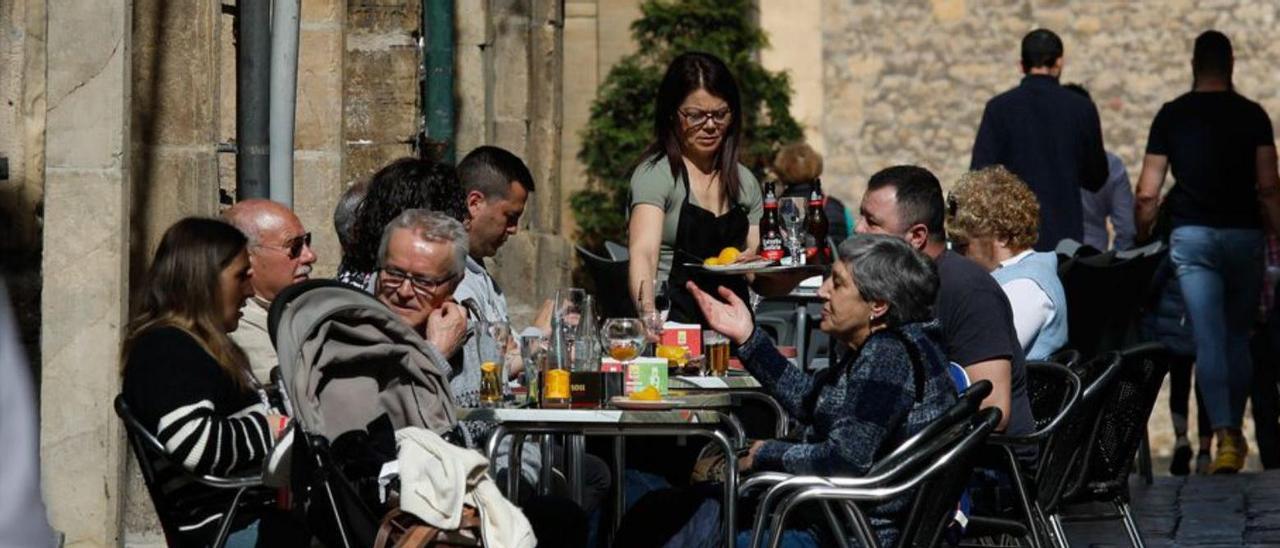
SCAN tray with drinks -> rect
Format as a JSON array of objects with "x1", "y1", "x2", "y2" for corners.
[{"x1": 681, "y1": 261, "x2": 829, "y2": 276}]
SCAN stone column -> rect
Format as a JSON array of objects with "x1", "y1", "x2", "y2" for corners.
[
  {"x1": 759, "y1": 0, "x2": 824, "y2": 153},
  {"x1": 39, "y1": 0, "x2": 132, "y2": 545},
  {"x1": 559, "y1": 0, "x2": 596, "y2": 239},
  {"x1": 294, "y1": 0, "x2": 346, "y2": 276}
]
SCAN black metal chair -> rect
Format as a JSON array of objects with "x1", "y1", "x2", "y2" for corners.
[
  {"x1": 1057, "y1": 343, "x2": 1171, "y2": 548},
  {"x1": 961, "y1": 361, "x2": 1086, "y2": 548},
  {"x1": 115, "y1": 395, "x2": 273, "y2": 548},
  {"x1": 1058, "y1": 242, "x2": 1166, "y2": 357},
  {"x1": 742, "y1": 381, "x2": 993, "y2": 548},
  {"x1": 604, "y1": 240, "x2": 630, "y2": 261},
  {"x1": 575, "y1": 245, "x2": 637, "y2": 319},
  {"x1": 762, "y1": 406, "x2": 1003, "y2": 548}
]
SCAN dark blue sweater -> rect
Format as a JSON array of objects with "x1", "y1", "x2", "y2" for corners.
[{"x1": 971, "y1": 74, "x2": 1109, "y2": 251}]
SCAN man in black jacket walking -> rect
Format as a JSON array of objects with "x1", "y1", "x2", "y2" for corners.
[{"x1": 971, "y1": 28, "x2": 1108, "y2": 251}]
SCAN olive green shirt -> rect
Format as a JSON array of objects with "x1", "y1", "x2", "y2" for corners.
[{"x1": 629, "y1": 156, "x2": 763, "y2": 281}]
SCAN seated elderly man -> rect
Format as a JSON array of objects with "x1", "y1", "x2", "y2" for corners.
[
  {"x1": 225, "y1": 199, "x2": 318, "y2": 383},
  {"x1": 946, "y1": 166, "x2": 1069, "y2": 361},
  {"x1": 618, "y1": 234, "x2": 959, "y2": 547}
]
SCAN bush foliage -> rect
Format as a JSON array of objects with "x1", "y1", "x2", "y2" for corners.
[{"x1": 571, "y1": 0, "x2": 803, "y2": 250}]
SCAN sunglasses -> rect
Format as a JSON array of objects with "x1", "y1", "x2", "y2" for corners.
[{"x1": 256, "y1": 232, "x2": 312, "y2": 259}]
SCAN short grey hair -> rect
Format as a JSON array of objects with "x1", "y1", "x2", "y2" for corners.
[
  {"x1": 836, "y1": 234, "x2": 938, "y2": 327},
  {"x1": 377, "y1": 209, "x2": 468, "y2": 276}
]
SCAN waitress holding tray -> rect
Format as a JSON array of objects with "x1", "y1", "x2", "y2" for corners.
[{"x1": 628, "y1": 52, "x2": 767, "y2": 327}]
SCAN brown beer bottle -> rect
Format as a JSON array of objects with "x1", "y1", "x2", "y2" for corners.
[
  {"x1": 805, "y1": 180, "x2": 831, "y2": 265},
  {"x1": 760, "y1": 181, "x2": 786, "y2": 262}
]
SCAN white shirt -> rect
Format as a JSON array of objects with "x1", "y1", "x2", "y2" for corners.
[
  {"x1": 996, "y1": 250, "x2": 1056, "y2": 352},
  {"x1": 229, "y1": 296, "x2": 277, "y2": 384}
]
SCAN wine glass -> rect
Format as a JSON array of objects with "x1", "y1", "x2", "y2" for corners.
[
  {"x1": 780, "y1": 198, "x2": 805, "y2": 266},
  {"x1": 552, "y1": 288, "x2": 587, "y2": 367},
  {"x1": 638, "y1": 279, "x2": 670, "y2": 342},
  {"x1": 601, "y1": 318, "x2": 646, "y2": 365}
]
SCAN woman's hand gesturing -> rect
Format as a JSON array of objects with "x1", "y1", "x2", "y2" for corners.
[{"x1": 685, "y1": 281, "x2": 753, "y2": 345}]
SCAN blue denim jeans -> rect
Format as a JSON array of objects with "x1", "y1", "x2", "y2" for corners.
[{"x1": 1170, "y1": 226, "x2": 1264, "y2": 429}]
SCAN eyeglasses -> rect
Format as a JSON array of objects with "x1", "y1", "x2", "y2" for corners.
[
  {"x1": 379, "y1": 266, "x2": 460, "y2": 297},
  {"x1": 678, "y1": 107, "x2": 733, "y2": 128},
  {"x1": 256, "y1": 232, "x2": 311, "y2": 260}
]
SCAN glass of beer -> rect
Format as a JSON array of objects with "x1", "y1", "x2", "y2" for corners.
[
  {"x1": 703, "y1": 331, "x2": 730, "y2": 377},
  {"x1": 480, "y1": 361, "x2": 503, "y2": 406}
]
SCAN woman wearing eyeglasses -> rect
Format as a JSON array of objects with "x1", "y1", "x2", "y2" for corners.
[{"x1": 628, "y1": 52, "x2": 766, "y2": 328}]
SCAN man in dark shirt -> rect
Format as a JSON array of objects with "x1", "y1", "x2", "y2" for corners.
[
  {"x1": 971, "y1": 28, "x2": 1109, "y2": 251},
  {"x1": 1135, "y1": 30, "x2": 1280, "y2": 474},
  {"x1": 856, "y1": 165, "x2": 1034, "y2": 451}
]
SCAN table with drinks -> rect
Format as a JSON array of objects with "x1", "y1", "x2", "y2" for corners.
[{"x1": 465, "y1": 286, "x2": 790, "y2": 546}]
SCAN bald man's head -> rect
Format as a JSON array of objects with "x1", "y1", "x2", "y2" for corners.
[{"x1": 223, "y1": 199, "x2": 317, "y2": 301}]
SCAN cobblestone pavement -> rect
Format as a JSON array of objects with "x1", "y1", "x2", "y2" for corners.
[{"x1": 1062, "y1": 470, "x2": 1280, "y2": 547}]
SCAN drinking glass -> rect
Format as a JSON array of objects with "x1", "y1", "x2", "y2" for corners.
[
  {"x1": 638, "y1": 279, "x2": 670, "y2": 342},
  {"x1": 601, "y1": 318, "x2": 646, "y2": 364},
  {"x1": 780, "y1": 198, "x2": 805, "y2": 266},
  {"x1": 552, "y1": 288, "x2": 587, "y2": 366},
  {"x1": 703, "y1": 331, "x2": 730, "y2": 377},
  {"x1": 519, "y1": 333, "x2": 548, "y2": 405}
]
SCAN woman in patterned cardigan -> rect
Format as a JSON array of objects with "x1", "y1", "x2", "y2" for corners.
[{"x1": 690, "y1": 233, "x2": 959, "y2": 547}]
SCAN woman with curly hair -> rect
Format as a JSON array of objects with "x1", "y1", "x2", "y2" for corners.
[
  {"x1": 337, "y1": 157, "x2": 469, "y2": 290},
  {"x1": 947, "y1": 165, "x2": 1068, "y2": 360}
]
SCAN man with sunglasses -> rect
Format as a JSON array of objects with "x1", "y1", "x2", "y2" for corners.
[{"x1": 225, "y1": 199, "x2": 318, "y2": 382}]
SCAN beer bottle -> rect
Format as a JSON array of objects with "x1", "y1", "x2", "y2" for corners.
[
  {"x1": 805, "y1": 180, "x2": 831, "y2": 265},
  {"x1": 760, "y1": 181, "x2": 786, "y2": 262}
]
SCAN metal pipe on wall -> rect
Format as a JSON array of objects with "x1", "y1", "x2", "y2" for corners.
[
  {"x1": 235, "y1": 0, "x2": 272, "y2": 200},
  {"x1": 422, "y1": 0, "x2": 456, "y2": 163},
  {"x1": 269, "y1": 0, "x2": 301, "y2": 207}
]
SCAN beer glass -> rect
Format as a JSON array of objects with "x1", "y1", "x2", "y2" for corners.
[{"x1": 703, "y1": 331, "x2": 730, "y2": 377}]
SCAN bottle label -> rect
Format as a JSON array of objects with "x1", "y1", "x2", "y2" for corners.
[
  {"x1": 545, "y1": 369, "x2": 571, "y2": 400},
  {"x1": 761, "y1": 235, "x2": 785, "y2": 261}
]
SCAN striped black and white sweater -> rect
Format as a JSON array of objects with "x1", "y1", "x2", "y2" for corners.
[{"x1": 123, "y1": 326, "x2": 274, "y2": 545}]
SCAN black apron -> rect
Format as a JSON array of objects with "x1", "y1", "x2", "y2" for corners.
[{"x1": 667, "y1": 176, "x2": 751, "y2": 327}]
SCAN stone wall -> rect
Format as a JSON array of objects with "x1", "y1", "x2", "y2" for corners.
[{"x1": 819, "y1": 0, "x2": 1280, "y2": 208}]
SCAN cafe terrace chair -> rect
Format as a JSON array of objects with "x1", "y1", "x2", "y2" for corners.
[
  {"x1": 1056, "y1": 343, "x2": 1170, "y2": 548},
  {"x1": 762, "y1": 406, "x2": 1003, "y2": 548},
  {"x1": 604, "y1": 240, "x2": 630, "y2": 261},
  {"x1": 741, "y1": 381, "x2": 993, "y2": 548},
  {"x1": 575, "y1": 245, "x2": 637, "y2": 319},
  {"x1": 1057, "y1": 242, "x2": 1166, "y2": 358},
  {"x1": 115, "y1": 395, "x2": 273, "y2": 548},
  {"x1": 959, "y1": 360, "x2": 1086, "y2": 548}
]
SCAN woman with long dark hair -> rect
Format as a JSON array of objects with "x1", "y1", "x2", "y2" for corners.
[
  {"x1": 338, "y1": 157, "x2": 469, "y2": 290},
  {"x1": 121, "y1": 217, "x2": 299, "y2": 547},
  {"x1": 628, "y1": 52, "x2": 764, "y2": 327}
]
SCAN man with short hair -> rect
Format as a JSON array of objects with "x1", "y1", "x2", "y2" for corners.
[
  {"x1": 856, "y1": 166, "x2": 1034, "y2": 446},
  {"x1": 374, "y1": 208, "x2": 469, "y2": 359},
  {"x1": 1136, "y1": 30, "x2": 1280, "y2": 473},
  {"x1": 225, "y1": 199, "x2": 318, "y2": 383},
  {"x1": 971, "y1": 28, "x2": 1109, "y2": 251},
  {"x1": 453, "y1": 145, "x2": 534, "y2": 325}
]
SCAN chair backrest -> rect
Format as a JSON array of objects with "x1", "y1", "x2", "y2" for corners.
[
  {"x1": 575, "y1": 245, "x2": 637, "y2": 319},
  {"x1": 1035, "y1": 352, "x2": 1123, "y2": 514},
  {"x1": 114, "y1": 395, "x2": 265, "y2": 543},
  {"x1": 1058, "y1": 244, "x2": 1167, "y2": 356},
  {"x1": 1047, "y1": 348, "x2": 1082, "y2": 370},
  {"x1": 604, "y1": 240, "x2": 630, "y2": 261},
  {"x1": 866, "y1": 380, "x2": 991, "y2": 477},
  {"x1": 896, "y1": 407, "x2": 1003, "y2": 547},
  {"x1": 1025, "y1": 361, "x2": 1082, "y2": 435},
  {"x1": 1074, "y1": 343, "x2": 1170, "y2": 500}
]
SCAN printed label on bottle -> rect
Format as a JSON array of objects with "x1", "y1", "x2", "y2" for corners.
[
  {"x1": 545, "y1": 369, "x2": 571, "y2": 399},
  {"x1": 761, "y1": 236, "x2": 785, "y2": 260}
]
